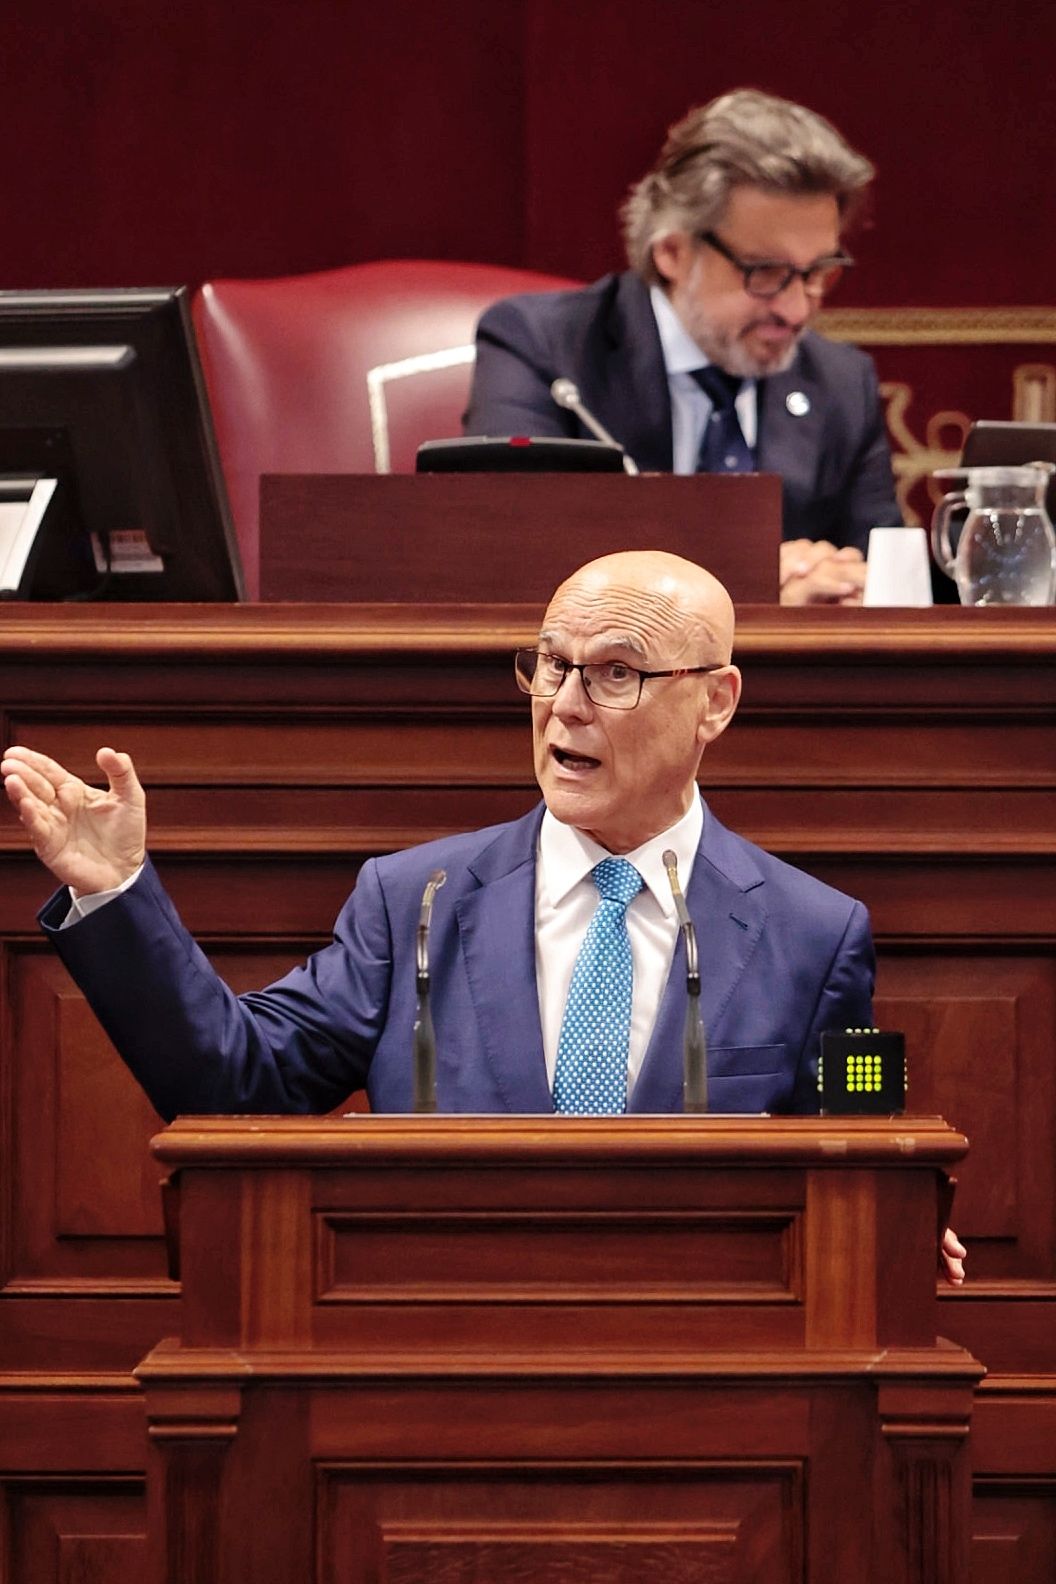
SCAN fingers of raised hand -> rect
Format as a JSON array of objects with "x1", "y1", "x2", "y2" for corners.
[
  {"x1": 3, "y1": 744, "x2": 67, "y2": 780},
  {"x1": 95, "y1": 747, "x2": 145, "y2": 806},
  {"x1": 2, "y1": 747, "x2": 78, "y2": 805},
  {"x1": 2, "y1": 772, "x2": 41, "y2": 824},
  {"x1": 3, "y1": 773, "x2": 68, "y2": 859}
]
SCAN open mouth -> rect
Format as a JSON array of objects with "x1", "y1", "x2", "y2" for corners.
[
  {"x1": 551, "y1": 746, "x2": 601, "y2": 772},
  {"x1": 751, "y1": 321, "x2": 797, "y2": 345}
]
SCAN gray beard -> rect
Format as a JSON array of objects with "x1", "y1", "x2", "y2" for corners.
[
  {"x1": 689, "y1": 320, "x2": 802, "y2": 380},
  {"x1": 671, "y1": 266, "x2": 806, "y2": 379}
]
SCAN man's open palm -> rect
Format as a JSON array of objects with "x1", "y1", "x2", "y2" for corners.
[{"x1": 2, "y1": 745, "x2": 147, "y2": 895}]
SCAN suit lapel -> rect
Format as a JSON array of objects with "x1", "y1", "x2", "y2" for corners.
[
  {"x1": 629, "y1": 806, "x2": 768, "y2": 1114},
  {"x1": 757, "y1": 346, "x2": 824, "y2": 507},
  {"x1": 595, "y1": 273, "x2": 673, "y2": 471},
  {"x1": 456, "y1": 807, "x2": 553, "y2": 1112}
]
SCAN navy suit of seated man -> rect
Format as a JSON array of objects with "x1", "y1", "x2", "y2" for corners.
[{"x1": 465, "y1": 90, "x2": 900, "y2": 607}]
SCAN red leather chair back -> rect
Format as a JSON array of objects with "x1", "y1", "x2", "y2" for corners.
[{"x1": 192, "y1": 259, "x2": 579, "y2": 596}]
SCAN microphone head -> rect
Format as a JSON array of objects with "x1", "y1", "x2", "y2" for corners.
[
  {"x1": 550, "y1": 377, "x2": 581, "y2": 409},
  {"x1": 662, "y1": 848, "x2": 692, "y2": 928},
  {"x1": 418, "y1": 869, "x2": 448, "y2": 936}
]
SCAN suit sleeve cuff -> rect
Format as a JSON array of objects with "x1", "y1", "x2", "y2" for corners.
[{"x1": 50, "y1": 863, "x2": 147, "y2": 929}]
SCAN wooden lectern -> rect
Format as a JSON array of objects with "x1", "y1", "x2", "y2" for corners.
[{"x1": 139, "y1": 1114, "x2": 981, "y2": 1584}]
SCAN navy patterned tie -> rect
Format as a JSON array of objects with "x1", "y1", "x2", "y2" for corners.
[
  {"x1": 552, "y1": 858, "x2": 645, "y2": 1115},
  {"x1": 691, "y1": 365, "x2": 755, "y2": 474}
]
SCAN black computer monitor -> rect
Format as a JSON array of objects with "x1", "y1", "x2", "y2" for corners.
[
  {"x1": 960, "y1": 419, "x2": 1056, "y2": 518},
  {"x1": 416, "y1": 436, "x2": 627, "y2": 472},
  {"x1": 0, "y1": 286, "x2": 244, "y2": 600}
]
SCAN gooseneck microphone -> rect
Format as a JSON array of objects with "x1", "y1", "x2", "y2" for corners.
[
  {"x1": 662, "y1": 849, "x2": 708, "y2": 1114},
  {"x1": 550, "y1": 378, "x2": 640, "y2": 475},
  {"x1": 413, "y1": 869, "x2": 447, "y2": 1113}
]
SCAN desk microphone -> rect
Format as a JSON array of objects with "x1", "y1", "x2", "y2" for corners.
[
  {"x1": 662, "y1": 849, "x2": 708, "y2": 1114},
  {"x1": 413, "y1": 869, "x2": 446, "y2": 1113},
  {"x1": 550, "y1": 378, "x2": 640, "y2": 475}
]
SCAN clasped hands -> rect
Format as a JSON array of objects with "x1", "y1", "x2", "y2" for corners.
[{"x1": 780, "y1": 538, "x2": 867, "y2": 605}]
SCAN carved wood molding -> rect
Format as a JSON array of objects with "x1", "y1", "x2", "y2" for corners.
[
  {"x1": 142, "y1": 1386, "x2": 242, "y2": 1584},
  {"x1": 2, "y1": 603, "x2": 1055, "y2": 665},
  {"x1": 150, "y1": 1114, "x2": 970, "y2": 1170},
  {"x1": 817, "y1": 306, "x2": 1056, "y2": 345},
  {"x1": 878, "y1": 1381, "x2": 977, "y2": 1584}
]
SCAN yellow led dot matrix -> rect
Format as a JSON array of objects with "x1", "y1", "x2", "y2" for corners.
[{"x1": 819, "y1": 1029, "x2": 906, "y2": 1115}]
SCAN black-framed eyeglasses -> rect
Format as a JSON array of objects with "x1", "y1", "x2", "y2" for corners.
[
  {"x1": 698, "y1": 230, "x2": 854, "y2": 300},
  {"x1": 514, "y1": 647, "x2": 722, "y2": 711}
]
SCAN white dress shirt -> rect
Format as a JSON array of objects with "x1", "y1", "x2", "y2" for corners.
[
  {"x1": 649, "y1": 284, "x2": 758, "y2": 473},
  {"x1": 535, "y1": 797, "x2": 704, "y2": 1095}
]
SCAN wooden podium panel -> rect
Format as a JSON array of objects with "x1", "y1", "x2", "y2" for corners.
[
  {"x1": 139, "y1": 1114, "x2": 980, "y2": 1584},
  {"x1": 1, "y1": 602, "x2": 1055, "y2": 1579},
  {"x1": 258, "y1": 472, "x2": 783, "y2": 603}
]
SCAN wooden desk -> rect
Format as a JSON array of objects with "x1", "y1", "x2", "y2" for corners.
[{"x1": 258, "y1": 472, "x2": 783, "y2": 603}]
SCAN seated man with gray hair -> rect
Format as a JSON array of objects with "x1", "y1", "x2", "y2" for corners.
[{"x1": 465, "y1": 89, "x2": 899, "y2": 607}]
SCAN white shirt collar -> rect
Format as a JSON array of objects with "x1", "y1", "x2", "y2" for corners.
[
  {"x1": 648, "y1": 282, "x2": 759, "y2": 461},
  {"x1": 649, "y1": 283, "x2": 712, "y2": 376},
  {"x1": 648, "y1": 282, "x2": 758, "y2": 392},
  {"x1": 538, "y1": 796, "x2": 704, "y2": 919}
]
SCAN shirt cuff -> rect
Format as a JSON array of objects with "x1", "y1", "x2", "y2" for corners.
[{"x1": 61, "y1": 863, "x2": 145, "y2": 928}]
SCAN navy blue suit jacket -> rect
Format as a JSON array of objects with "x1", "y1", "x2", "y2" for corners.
[
  {"x1": 465, "y1": 271, "x2": 899, "y2": 553},
  {"x1": 41, "y1": 801, "x2": 874, "y2": 1122}
]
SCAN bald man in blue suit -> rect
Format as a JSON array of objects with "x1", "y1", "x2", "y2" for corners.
[{"x1": 3, "y1": 551, "x2": 873, "y2": 1126}]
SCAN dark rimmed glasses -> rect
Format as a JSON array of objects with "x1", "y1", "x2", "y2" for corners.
[
  {"x1": 698, "y1": 230, "x2": 854, "y2": 300},
  {"x1": 515, "y1": 648, "x2": 722, "y2": 711}
]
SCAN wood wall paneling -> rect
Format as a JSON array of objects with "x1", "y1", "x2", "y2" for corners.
[
  {"x1": 3, "y1": 1479, "x2": 146, "y2": 1584},
  {"x1": 319, "y1": 1463, "x2": 799, "y2": 1584}
]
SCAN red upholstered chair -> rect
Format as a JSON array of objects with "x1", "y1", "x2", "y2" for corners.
[{"x1": 191, "y1": 259, "x2": 579, "y2": 597}]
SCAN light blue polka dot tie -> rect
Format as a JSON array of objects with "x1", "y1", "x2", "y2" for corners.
[{"x1": 553, "y1": 858, "x2": 645, "y2": 1115}]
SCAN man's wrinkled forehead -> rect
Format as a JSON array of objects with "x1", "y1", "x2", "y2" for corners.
[{"x1": 541, "y1": 576, "x2": 713, "y2": 656}]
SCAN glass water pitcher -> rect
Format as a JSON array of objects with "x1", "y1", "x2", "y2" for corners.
[{"x1": 930, "y1": 463, "x2": 1056, "y2": 606}]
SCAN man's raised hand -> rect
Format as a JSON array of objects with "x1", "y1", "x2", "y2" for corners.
[{"x1": 1, "y1": 745, "x2": 147, "y2": 896}]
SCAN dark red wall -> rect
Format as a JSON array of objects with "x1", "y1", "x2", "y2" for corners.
[{"x1": 2, "y1": 0, "x2": 1052, "y2": 305}]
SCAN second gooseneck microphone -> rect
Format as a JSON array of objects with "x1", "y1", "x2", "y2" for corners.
[
  {"x1": 662, "y1": 849, "x2": 709, "y2": 1114},
  {"x1": 550, "y1": 378, "x2": 640, "y2": 475},
  {"x1": 413, "y1": 869, "x2": 447, "y2": 1113}
]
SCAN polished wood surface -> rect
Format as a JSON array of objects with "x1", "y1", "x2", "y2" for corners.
[
  {"x1": 1, "y1": 601, "x2": 1054, "y2": 1580},
  {"x1": 258, "y1": 473, "x2": 783, "y2": 603},
  {"x1": 138, "y1": 1115, "x2": 978, "y2": 1584}
]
